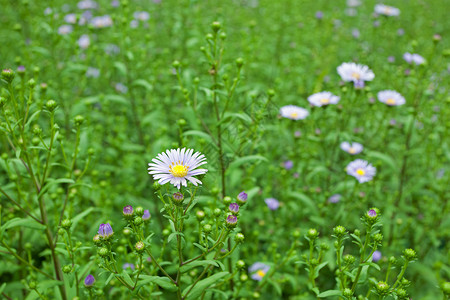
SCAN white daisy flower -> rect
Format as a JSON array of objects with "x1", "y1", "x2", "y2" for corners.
[
  {"x1": 403, "y1": 53, "x2": 425, "y2": 65},
  {"x1": 280, "y1": 105, "x2": 309, "y2": 120},
  {"x1": 377, "y1": 90, "x2": 406, "y2": 106},
  {"x1": 337, "y1": 62, "x2": 375, "y2": 87},
  {"x1": 346, "y1": 159, "x2": 376, "y2": 183},
  {"x1": 340, "y1": 142, "x2": 363, "y2": 155},
  {"x1": 374, "y1": 4, "x2": 400, "y2": 16},
  {"x1": 308, "y1": 91, "x2": 340, "y2": 107},
  {"x1": 148, "y1": 148, "x2": 207, "y2": 189}
]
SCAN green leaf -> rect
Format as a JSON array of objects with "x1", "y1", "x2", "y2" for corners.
[
  {"x1": 287, "y1": 192, "x2": 316, "y2": 214},
  {"x1": 133, "y1": 79, "x2": 153, "y2": 91},
  {"x1": 1, "y1": 218, "x2": 46, "y2": 237},
  {"x1": 137, "y1": 275, "x2": 177, "y2": 292},
  {"x1": 38, "y1": 178, "x2": 75, "y2": 198},
  {"x1": 183, "y1": 130, "x2": 216, "y2": 146},
  {"x1": 180, "y1": 260, "x2": 220, "y2": 273},
  {"x1": 0, "y1": 283, "x2": 6, "y2": 294},
  {"x1": 318, "y1": 290, "x2": 342, "y2": 297},
  {"x1": 105, "y1": 273, "x2": 115, "y2": 286},
  {"x1": 366, "y1": 151, "x2": 396, "y2": 170},
  {"x1": 218, "y1": 112, "x2": 252, "y2": 125},
  {"x1": 72, "y1": 207, "x2": 96, "y2": 230},
  {"x1": 114, "y1": 62, "x2": 127, "y2": 75},
  {"x1": 38, "y1": 280, "x2": 63, "y2": 290},
  {"x1": 121, "y1": 271, "x2": 135, "y2": 287},
  {"x1": 227, "y1": 155, "x2": 267, "y2": 170},
  {"x1": 183, "y1": 271, "x2": 229, "y2": 299}
]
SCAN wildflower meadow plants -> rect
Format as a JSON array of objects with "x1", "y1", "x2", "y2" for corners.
[{"x1": 0, "y1": 0, "x2": 449, "y2": 299}]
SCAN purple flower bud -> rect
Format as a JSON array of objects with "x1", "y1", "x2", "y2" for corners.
[
  {"x1": 123, "y1": 205, "x2": 133, "y2": 217},
  {"x1": 226, "y1": 215, "x2": 238, "y2": 228},
  {"x1": 367, "y1": 209, "x2": 377, "y2": 217},
  {"x1": 229, "y1": 203, "x2": 239, "y2": 215},
  {"x1": 265, "y1": 198, "x2": 280, "y2": 210},
  {"x1": 123, "y1": 263, "x2": 135, "y2": 270},
  {"x1": 98, "y1": 223, "x2": 113, "y2": 238},
  {"x1": 84, "y1": 274, "x2": 95, "y2": 287},
  {"x1": 388, "y1": 56, "x2": 395, "y2": 63},
  {"x1": 294, "y1": 130, "x2": 302, "y2": 138},
  {"x1": 354, "y1": 79, "x2": 365, "y2": 89},
  {"x1": 372, "y1": 250, "x2": 382, "y2": 262},
  {"x1": 17, "y1": 66, "x2": 26, "y2": 73},
  {"x1": 142, "y1": 210, "x2": 151, "y2": 221},
  {"x1": 236, "y1": 191, "x2": 247, "y2": 205},
  {"x1": 397, "y1": 28, "x2": 405, "y2": 36},
  {"x1": 173, "y1": 192, "x2": 184, "y2": 204}
]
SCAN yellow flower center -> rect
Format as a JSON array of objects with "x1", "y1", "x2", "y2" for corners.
[
  {"x1": 320, "y1": 98, "x2": 330, "y2": 104},
  {"x1": 170, "y1": 164, "x2": 188, "y2": 177},
  {"x1": 386, "y1": 98, "x2": 396, "y2": 105},
  {"x1": 384, "y1": 7, "x2": 391, "y2": 14},
  {"x1": 290, "y1": 112, "x2": 298, "y2": 118},
  {"x1": 256, "y1": 270, "x2": 266, "y2": 278},
  {"x1": 351, "y1": 72, "x2": 361, "y2": 79},
  {"x1": 349, "y1": 147, "x2": 356, "y2": 154},
  {"x1": 356, "y1": 168, "x2": 365, "y2": 176}
]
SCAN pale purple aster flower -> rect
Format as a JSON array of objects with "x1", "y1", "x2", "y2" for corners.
[
  {"x1": 148, "y1": 148, "x2": 207, "y2": 189},
  {"x1": 373, "y1": 20, "x2": 380, "y2": 27},
  {"x1": 123, "y1": 263, "x2": 135, "y2": 270},
  {"x1": 388, "y1": 56, "x2": 395, "y2": 63},
  {"x1": 78, "y1": 0, "x2": 98, "y2": 9},
  {"x1": 105, "y1": 44, "x2": 120, "y2": 55},
  {"x1": 347, "y1": 0, "x2": 361, "y2": 7},
  {"x1": 283, "y1": 160, "x2": 294, "y2": 170},
  {"x1": 293, "y1": 172, "x2": 299, "y2": 178},
  {"x1": 86, "y1": 67, "x2": 100, "y2": 78},
  {"x1": 78, "y1": 34, "x2": 90, "y2": 49},
  {"x1": 397, "y1": 28, "x2": 405, "y2": 36},
  {"x1": 17, "y1": 66, "x2": 25, "y2": 73},
  {"x1": 249, "y1": 262, "x2": 270, "y2": 281},
  {"x1": 84, "y1": 274, "x2": 95, "y2": 287},
  {"x1": 142, "y1": 210, "x2": 151, "y2": 221},
  {"x1": 134, "y1": 11, "x2": 150, "y2": 21},
  {"x1": 337, "y1": 62, "x2": 374, "y2": 85},
  {"x1": 308, "y1": 91, "x2": 340, "y2": 107},
  {"x1": 345, "y1": 8, "x2": 357, "y2": 16},
  {"x1": 64, "y1": 13, "x2": 77, "y2": 24},
  {"x1": 403, "y1": 53, "x2": 425, "y2": 65},
  {"x1": 114, "y1": 83, "x2": 128, "y2": 93},
  {"x1": 280, "y1": 105, "x2": 309, "y2": 120},
  {"x1": 111, "y1": 0, "x2": 120, "y2": 7},
  {"x1": 315, "y1": 11, "x2": 323, "y2": 19},
  {"x1": 328, "y1": 194, "x2": 341, "y2": 203},
  {"x1": 294, "y1": 130, "x2": 302, "y2": 138},
  {"x1": 315, "y1": 128, "x2": 321, "y2": 135},
  {"x1": 340, "y1": 142, "x2": 363, "y2": 155},
  {"x1": 352, "y1": 28, "x2": 360, "y2": 38},
  {"x1": 130, "y1": 20, "x2": 139, "y2": 28},
  {"x1": 98, "y1": 223, "x2": 113, "y2": 238},
  {"x1": 374, "y1": 4, "x2": 400, "y2": 16},
  {"x1": 265, "y1": 198, "x2": 279, "y2": 210},
  {"x1": 91, "y1": 15, "x2": 113, "y2": 28},
  {"x1": 58, "y1": 25, "x2": 73, "y2": 35},
  {"x1": 377, "y1": 90, "x2": 406, "y2": 106},
  {"x1": 372, "y1": 250, "x2": 382, "y2": 262},
  {"x1": 346, "y1": 159, "x2": 376, "y2": 183},
  {"x1": 44, "y1": 7, "x2": 52, "y2": 15},
  {"x1": 389, "y1": 119, "x2": 397, "y2": 126}
]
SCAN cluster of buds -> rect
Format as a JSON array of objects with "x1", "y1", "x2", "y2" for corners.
[{"x1": 224, "y1": 191, "x2": 248, "y2": 229}]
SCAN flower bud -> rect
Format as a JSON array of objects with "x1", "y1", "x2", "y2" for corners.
[
  {"x1": 307, "y1": 228, "x2": 319, "y2": 239},
  {"x1": 396, "y1": 288, "x2": 407, "y2": 299},
  {"x1": 123, "y1": 205, "x2": 134, "y2": 219},
  {"x1": 62, "y1": 219, "x2": 72, "y2": 230},
  {"x1": 229, "y1": 203, "x2": 239, "y2": 215},
  {"x1": 142, "y1": 209, "x2": 151, "y2": 221},
  {"x1": 240, "y1": 274, "x2": 248, "y2": 282},
  {"x1": 319, "y1": 243, "x2": 329, "y2": 251},
  {"x1": 344, "y1": 254, "x2": 355, "y2": 265},
  {"x1": 203, "y1": 224, "x2": 212, "y2": 233},
  {"x1": 441, "y1": 282, "x2": 450, "y2": 296},
  {"x1": 93, "y1": 234, "x2": 101, "y2": 245},
  {"x1": 373, "y1": 233, "x2": 383, "y2": 243},
  {"x1": 74, "y1": 115, "x2": 84, "y2": 126},
  {"x1": 134, "y1": 216, "x2": 143, "y2": 226},
  {"x1": 1, "y1": 69, "x2": 15, "y2": 83},
  {"x1": 366, "y1": 208, "x2": 380, "y2": 225},
  {"x1": 135, "y1": 206, "x2": 144, "y2": 217},
  {"x1": 196, "y1": 210, "x2": 205, "y2": 220},
  {"x1": 343, "y1": 288, "x2": 353, "y2": 297},
  {"x1": 28, "y1": 281, "x2": 37, "y2": 289},
  {"x1": 45, "y1": 100, "x2": 57, "y2": 112},
  {"x1": 235, "y1": 232, "x2": 245, "y2": 243},
  {"x1": 236, "y1": 260, "x2": 245, "y2": 269},
  {"x1": 402, "y1": 248, "x2": 417, "y2": 261},
  {"x1": 236, "y1": 191, "x2": 247, "y2": 206},
  {"x1": 292, "y1": 229, "x2": 301, "y2": 238},
  {"x1": 236, "y1": 57, "x2": 244, "y2": 68},
  {"x1": 211, "y1": 21, "x2": 221, "y2": 32},
  {"x1": 62, "y1": 265, "x2": 72, "y2": 273},
  {"x1": 353, "y1": 229, "x2": 360, "y2": 237},
  {"x1": 172, "y1": 192, "x2": 184, "y2": 205},
  {"x1": 28, "y1": 78, "x2": 36, "y2": 88},
  {"x1": 162, "y1": 229, "x2": 170, "y2": 237},
  {"x1": 135, "y1": 241, "x2": 145, "y2": 253},
  {"x1": 223, "y1": 196, "x2": 232, "y2": 205},
  {"x1": 375, "y1": 281, "x2": 390, "y2": 296},
  {"x1": 172, "y1": 60, "x2": 180, "y2": 68},
  {"x1": 58, "y1": 228, "x2": 66, "y2": 236},
  {"x1": 333, "y1": 225, "x2": 346, "y2": 238},
  {"x1": 98, "y1": 247, "x2": 109, "y2": 257},
  {"x1": 401, "y1": 278, "x2": 410, "y2": 287},
  {"x1": 226, "y1": 215, "x2": 238, "y2": 228},
  {"x1": 84, "y1": 274, "x2": 95, "y2": 288},
  {"x1": 98, "y1": 223, "x2": 114, "y2": 239},
  {"x1": 213, "y1": 208, "x2": 221, "y2": 217}
]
